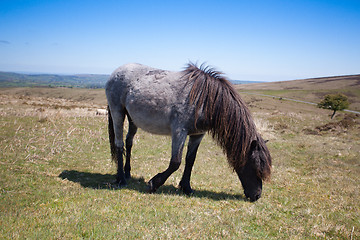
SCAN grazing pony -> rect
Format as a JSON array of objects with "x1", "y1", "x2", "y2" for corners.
[{"x1": 105, "y1": 63, "x2": 271, "y2": 201}]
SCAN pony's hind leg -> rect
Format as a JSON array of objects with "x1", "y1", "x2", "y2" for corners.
[
  {"x1": 109, "y1": 105, "x2": 127, "y2": 186},
  {"x1": 125, "y1": 115, "x2": 137, "y2": 179},
  {"x1": 179, "y1": 134, "x2": 204, "y2": 195}
]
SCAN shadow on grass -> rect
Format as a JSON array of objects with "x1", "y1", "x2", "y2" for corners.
[{"x1": 59, "y1": 170, "x2": 247, "y2": 201}]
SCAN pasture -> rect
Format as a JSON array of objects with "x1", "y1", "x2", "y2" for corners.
[{"x1": 0, "y1": 87, "x2": 359, "y2": 239}]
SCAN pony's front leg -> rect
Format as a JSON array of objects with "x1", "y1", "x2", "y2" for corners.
[
  {"x1": 179, "y1": 134, "x2": 204, "y2": 195},
  {"x1": 148, "y1": 128, "x2": 187, "y2": 193}
]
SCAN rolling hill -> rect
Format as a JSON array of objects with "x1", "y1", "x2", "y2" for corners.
[
  {"x1": 0, "y1": 71, "x2": 109, "y2": 88},
  {"x1": 235, "y1": 74, "x2": 360, "y2": 112},
  {"x1": 235, "y1": 74, "x2": 360, "y2": 91},
  {"x1": 0, "y1": 71, "x2": 262, "y2": 88},
  {"x1": 1, "y1": 71, "x2": 359, "y2": 111}
]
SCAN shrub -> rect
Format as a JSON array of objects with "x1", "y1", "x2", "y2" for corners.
[{"x1": 318, "y1": 94, "x2": 350, "y2": 119}]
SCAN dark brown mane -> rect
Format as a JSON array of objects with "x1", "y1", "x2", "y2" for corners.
[{"x1": 183, "y1": 63, "x2": 271, "y2": 180}]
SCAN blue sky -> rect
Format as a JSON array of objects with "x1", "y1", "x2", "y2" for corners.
[{"x1": 1, "y1": 0, "x2": 359, "y2": 81}]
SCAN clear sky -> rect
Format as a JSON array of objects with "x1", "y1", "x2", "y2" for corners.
[{"x1": 1, "y1": 0, "x2": 359, "y2": 81}]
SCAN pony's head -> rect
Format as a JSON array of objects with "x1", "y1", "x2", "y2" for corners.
[{"x1": 235, "y1": 136, "x2": 271, "y2": 202}]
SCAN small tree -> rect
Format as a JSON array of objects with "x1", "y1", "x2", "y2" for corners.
[{"x1": 318, "y1": 94, "x2": 350, "y2": 119}]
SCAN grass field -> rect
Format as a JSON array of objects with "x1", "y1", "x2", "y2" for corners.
[{"x1": 1, "y1": 87, "x2": 359, "y2": 239}]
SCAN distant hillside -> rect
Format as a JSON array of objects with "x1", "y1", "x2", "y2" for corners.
[
  {"x1": 230, "y1": 80, "x2": 264, "y2": 85},
  {"x1": 0, "y1": 71, "x2": 109, "y2": 88},
  {"x1": 235, "y1": 74, "x2": 360, "y2": 90},
  {"x1": 2, "y1": 71, "x2": 358, "y2": 91},
  {"x1": 0, "y1": 71, "x2": 261, "y2": 88},
  {"x1": 235, "y1": 74, "x2": 360, "y2": 112}
]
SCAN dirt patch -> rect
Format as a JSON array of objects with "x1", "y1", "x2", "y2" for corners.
[
  {"x1": 302, "y1": 128, "x2": 320, "y2": 135},
  {"x1": 316, "y1": 115, "x2": 358, "y2": 131},
  {"x1": 303, "y1": 114, "x2": 359, "y2": 135}
]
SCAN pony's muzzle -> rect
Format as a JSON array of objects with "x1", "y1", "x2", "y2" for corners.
[{"x1": 245, "y1": 190, "x2": 262, "y2": 202}]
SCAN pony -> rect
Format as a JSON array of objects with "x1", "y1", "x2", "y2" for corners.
[{"x1": 105, "y1": 63, "x2": 271, "y2": 201}]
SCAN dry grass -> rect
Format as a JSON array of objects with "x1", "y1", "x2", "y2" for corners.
[
  {"x1": 1, "y1": 87, "x2": 359, "y2": 239},
  {"x1": 0, "y1": 87, "x2": 107, "y2": 107},
  {"x1": 0, "y1": 93, "x2": 105, "y2": 119}
]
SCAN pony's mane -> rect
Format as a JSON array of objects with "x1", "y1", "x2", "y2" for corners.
[{"x1": 183, "y1": 63, "x2": 271, "y2": 180}]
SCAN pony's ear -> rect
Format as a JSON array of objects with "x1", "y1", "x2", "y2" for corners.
[{"x1": 250, "y1": 140, "x2": 258, "y2": 151}]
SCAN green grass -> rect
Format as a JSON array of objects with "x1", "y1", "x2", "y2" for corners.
[{"x1": 1, "y1": 89, "x2": 359, "y2": 239}]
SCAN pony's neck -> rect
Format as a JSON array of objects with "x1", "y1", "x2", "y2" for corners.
[{"x1": 183, "y1": 63, "x2": 257, "y2": 169}]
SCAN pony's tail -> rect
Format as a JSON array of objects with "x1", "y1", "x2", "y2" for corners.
[{"x1": 108, "y1": 105, "x2": 117, "y2": 163}]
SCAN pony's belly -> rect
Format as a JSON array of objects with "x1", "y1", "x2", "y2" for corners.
[
  {"x1": 126, "y1": 98, "x2": 172, "y2": 135},
  {"x1": 133, "y1": 120, "x2": 172, "y2": 135}
]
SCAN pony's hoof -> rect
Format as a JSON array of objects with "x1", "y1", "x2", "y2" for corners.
[
  {"x1": 179, "y1": 182, "x2": 194, "y2": 195},
  {"x1": 147, "y1": 180, "x2": 157, "y2": 193},
  {"x1": 113, "y1": 179, "x2": 127, "y2": 188},
  {"x1": 125, "y1": 172, "x2": 131, "y2": 179},
  {"x1": 182, "y1": 189, "x2": 194, "y2": 196}
]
